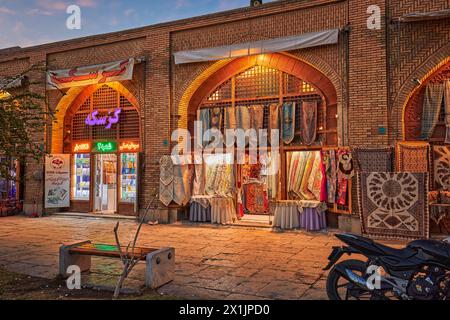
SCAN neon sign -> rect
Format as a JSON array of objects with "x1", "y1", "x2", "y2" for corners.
[
  {"x1": 94, "y1": 142, "x2": 117, "y2": 153},
  {"x1": 119, "y1": 142, "x2": 140, "y2": 152},
  {"x1": 85, "y1": 108, "x2": 121, "y2": 130},
  {"x1": 73, "y1": 143, "x2": 91, "y2": 153}
]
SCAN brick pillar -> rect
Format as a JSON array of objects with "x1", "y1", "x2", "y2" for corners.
[{"x1": 348, "y1": 0, "x2": 389, "y2": 147}]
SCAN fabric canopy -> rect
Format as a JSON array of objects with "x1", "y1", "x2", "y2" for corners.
[
  {"x1": 46, "y1": 58, "x2": 135, "y2": 90},
  {"x1": 394, "y1": 9, "x2": 450, "y2": 22},
  {"x1": 0, "y1": 75, "x2": 25, "y2": 91},
  {"x1": 174, "y1": 29, "x2": 339, "y2": 65}
]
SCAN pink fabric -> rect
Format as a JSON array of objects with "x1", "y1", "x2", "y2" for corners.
[{"x1": 320, "y1": 154, "x2": 327, "y2": 202}]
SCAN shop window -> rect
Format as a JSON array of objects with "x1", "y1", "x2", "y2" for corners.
[
  {"x1": 120, "y1": 153, "x2": 137, "y2": 203},
  {"x1": 73, "y1": 154, "x2": 90, "y2": 200}
]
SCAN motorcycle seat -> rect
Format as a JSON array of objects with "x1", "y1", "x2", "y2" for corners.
[
  {"x1": 408, "y1": 240, "x2": 450, "y2": 260},
  {"x1": 373, "y1": 242, "x2": 417, "y2": 259}
]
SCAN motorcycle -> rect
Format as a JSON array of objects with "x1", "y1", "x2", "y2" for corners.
[{"x1": 324, "y1": 233, "x2": 450, "y2": 300}]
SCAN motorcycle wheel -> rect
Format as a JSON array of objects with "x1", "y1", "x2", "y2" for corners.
[{"x1": 326, "y1": 259, "x2": 375, "y2": 300}]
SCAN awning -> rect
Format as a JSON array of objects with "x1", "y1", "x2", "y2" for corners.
[
  {"x1": 174, "y1": 29, "x2": 340, "y2": 65},
  {"x1": 0, "y1": 75, "x2": 25, "y2": 91},
  {"x1": 46, "y1": 58, "x2": 135, "y2": 90},
  {"x1": 393, "y1": 9, "x2": 450, "y2": 23}
]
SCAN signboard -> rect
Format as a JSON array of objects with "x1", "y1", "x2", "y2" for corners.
[
  {"x1": 46, "y1": 58, "x2": 134, "y2": 90},
  {"x1": 93, "y1": 141, "x2": 118, "y2": 153},
  {"x1": 45, "y1": 154, "x2": 70, "y2": 208},
  {"x1": 85, "y1": 108, "x2": 121, "y2": 130},
  {"x1": 119, "y1": 141, "x2": 140, "y2": 152},
  {"x1": 73, "y1": 142, "x2": 91, "y2": 153}
]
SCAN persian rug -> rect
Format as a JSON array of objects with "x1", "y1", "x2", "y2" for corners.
[
  {"x1": 244, "y1": 182, "x2": 266, "y2": 213},
  {"x1": 396, "y1": 141, "x2": 430, "y2": 173},
  {"x1": 282, "y1": 102, "x2": 296, "y2": 144},
  {"x1": 159, "y1": 156, "x2": 174, "y2": 206},
  {"x1": 225, "y1": 107, "x2": 237, "y2": 130},
  {"x1": 300, "y1": 101, "x2": 318, "y2": 146},
  {"x1": 445, "y1": 81, "x2": 450, "y2": 143},
  {"x1": 210, "y1": 107, "x2": 223, "y2": 131},
  {"x1": 353, "y1": 147, "x2": 393, "y2": 172},
  {"x1": 198, "y1": 109, "x2": 211, "y2": 147},
  {"x1": 337, "y1": 149, "x2": 354, "y2": 206},
  {"x1": 269, "y1": 104, "x2": 280, "y2": 145},
  {"x1": 433, "y1": 145, "x2": 450, "y2": 191},
  {"x1": 323, "y1": 150, "x2": 337, "y2": 204},
  {"x1": 358, "y1": 172, "x2": 429, "y2": 240},
  {"x1": 420, "y1": 83, "x2": 444, "y2": 139}
]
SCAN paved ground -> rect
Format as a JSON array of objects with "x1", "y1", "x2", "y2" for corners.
[{"x1": 0, "y1": 215, "x2": 404, "y2": 300}]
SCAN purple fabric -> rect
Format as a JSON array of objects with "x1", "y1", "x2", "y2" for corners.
[
  {"x1": 299, "y1": 208, "x2": 327, "y2": 231},
  {"x1": 189, "y1": 202, "x2": 211, "y2": 222}
]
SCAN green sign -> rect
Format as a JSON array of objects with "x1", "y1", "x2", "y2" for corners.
[{"x1": 93, "y1": 141, "x2": 117, "y2": 153}]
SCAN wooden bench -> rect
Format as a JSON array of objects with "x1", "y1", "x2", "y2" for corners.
[{"x1": 59, "y1": 241, "x2": 175, "y2": 289}]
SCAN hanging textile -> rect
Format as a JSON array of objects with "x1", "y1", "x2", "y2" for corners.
[
  {"x1": 250, "y1": 105, "x2": 264, "y2": 131},
  {"x1": 266, "y1": 152, "x2": 280, "y2": 199},
  {"x1": 159, "y1": 156, "x2": 174, "y2": 206},
  {"x1": 300, "y1": 152, "x2": 316, "y2": 200},
  {"x1": 300, "y1": 101, "x2": 318, "y2": 145},
  {"x1": 244, "y1": 182, "x2": 267, "y2": 214},
  {"x1": 445, "y1": 81, "x2": 450, "y2": 143},
  {"x1": 337, "y1": 149, "x2": 354, "y2": 206},
  {"x1": 288, "y1": 152, "x2": 300, "y2": 194},
  {"x1": 396, "y1": 141, "x2": 430, "y2": 173},
  {"x1": 269, "y1": 104, "x2": 280, "y2": 145},
  {"x1": 210, "y1": 107, "x2": 223, "y2": 131},
  {"x1": 173, "y1": 165, "x2": 186, "y2": 206},
  {"x1": 192, "y1": 164, "x2": 205, "y2": 196},
  {"x1": 292, "y1": 152, "x2": 308, "y2": 199},
  {"x1": 358, "y1": 172, "x2": 430, "y2": 240},
  {"x1": 353, "y1": 147, "x2": 393, "y2": 172},
  {"x1": 420, "y1": 83, "x2": 444, "y2": 139},
  {"x1": 282, "y1": 102, "x2": 296, "y2": 144},
  {"x1": 319, "y1": 154, "x2": 328, "y2": 202},
  {"x1": 308, "y1": 152, "x2": 323, "y2": 201},
  {"x1": 197, "y1": 109, "x2": 211, "y2": 147},
  {"x1": 225, "y1": 107, "x2": 237, "y2": 130},
  {"x1": 433, "y1": 145, "x2": 450, "y2": 191},
  {"x1": 327, "y1": 150, "x2": 337, "y2": 204}
]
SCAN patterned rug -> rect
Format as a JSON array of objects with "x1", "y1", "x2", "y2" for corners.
[
  {"x1": 396, "y1": 141, "x2": 430, "y2": 173},
  {"x1": 445, "y1": 81, "x2": 450, "y2": 143},
  {"x1": 210, "y1": 107, "x2": 222, "y2": 131},
  {"x1": 269, "y1": 104, "x2": 279, "y2": 145},
  {"x1": 353, "y1": 147, "x2": 393, "y2": 172},
  {"x1": 433, "y1": 145, "x2": 450, "y2": 191},
  {"x1": 300, "y1": 101, "x2": 318, "y2": 146},
  {"x1": 159, "y1": 156, "x2": 174, "y2": 206},
  {"x1": 358, "y1": 172, "x2": 429, "y2": 240},
  {"x1": 282, "y1": 102, "x2": 296, "y2": 144}
]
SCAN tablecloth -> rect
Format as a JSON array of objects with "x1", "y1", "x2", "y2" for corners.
[
  {"x1": 211, "y1": 197, "x2": 237, "y2": 225},
  {"x1": 273, "y1": 200, "x2": 327, "y2": 231},
  {"x1": 189, "y1": 201, "x2": 211, "y2": 222}
]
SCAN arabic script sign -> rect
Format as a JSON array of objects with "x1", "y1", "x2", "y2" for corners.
[
  {"x1": 93, "y1": 142, "x2": 118, "y2": 153},
  {"x1": 46, "y1": 58, "x2": 134, "y2": 90},
  {"x1": 85, "y1": 108, "x2": 121, "y2": 129}
]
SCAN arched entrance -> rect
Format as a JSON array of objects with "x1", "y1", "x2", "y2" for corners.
[{"x1": 56, "y1": 83, "x2": 141, "y2": 216}]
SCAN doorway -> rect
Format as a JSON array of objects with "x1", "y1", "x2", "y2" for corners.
[{"x1": 94, "y1": 154, "x2": 117, "y2": 214}]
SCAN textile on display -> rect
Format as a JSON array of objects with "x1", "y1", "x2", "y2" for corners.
[
  {"x1": 243, "y1": 182, "x2": 268, "y2": 214},
  {"x1": 250, "y1": 105, "x2": 264, "y2": 132},
  {"x1": 190, "y1": 196, "x2": 213, "y2": 222},
  {"x1": 307, "y1": 152, "x2": 323, "y2": 201},
  {"x1": 173, "y1": 165, "x2": 192, "y2": 206},
  {"x1": 282, "y1": 102, "x2": 296, "y2": 144},
  {"x1": 358, "y1": 172, "x2": 429, "y2": 240},
  {"x1": 323, "y1": 150, "x2": 337, "y2": 204},
  {"x1": 269, "y1": 104, "x2": 280, "y2": 145},
  {"x1": 396, "y1": 141, "x2": 430, "y2": 173},
  {"x1": 420, "y1": 83, "x2": 445, "y2": 140},
  {"x1": 211, "y1": 197, "x2": 237, "y2": 225},
  {"x1": 225, "y1": 107, "x2": 237, "y2": 130},
  {"x1": 210, "y1": 107, "x2": 223, "y2": 131},
  {"x1": 192, "y1": 163, "x2": 205, "y2": 196},
  {"x1": 197, "y1": 109, "x2": 211, "y2": 147},
  {"x1": 336, "y1": 149, "x2": 354, "y2": 206},
  {"x1": 353, "y1": 147, "x2": 393, "y2": 172},
  {"x1": 445, "y1": 81, "x2": 450, "y2": 143},
  {"x1": 159, "y1": 156, "x2": 174, "y2": 206},
  {"x1": 299, "y1": 152, "x2": 316, "y2": 200},
  {"x1": 300, "y1": 101, "x2": 318, "y2": 146},
  {"x1": 433, "y1": 145, "x2": 450, "y2": 191}
]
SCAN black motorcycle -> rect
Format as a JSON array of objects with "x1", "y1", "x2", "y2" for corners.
[{"x1": 324, "y1": 233, "x2": 450, "y2": 300}]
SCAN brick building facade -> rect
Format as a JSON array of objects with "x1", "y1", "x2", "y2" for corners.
[{"x1": 0, "y1": 0, "x2": 449, "y2": 227}]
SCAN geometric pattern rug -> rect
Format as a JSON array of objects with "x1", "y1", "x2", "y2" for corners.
[
  {"x1": 433, "y1": 145, "x2": 450, "y2": 191},
  {"x1": 358, "y1": 172, "x2": 430, "y2": 240},
  {"x1": 353, "y1": 147, "x2": 393, "y2": 172}
]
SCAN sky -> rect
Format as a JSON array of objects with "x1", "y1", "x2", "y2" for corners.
[{"x1": 0, "y1": 0, "x2": 277, "y2": 49}]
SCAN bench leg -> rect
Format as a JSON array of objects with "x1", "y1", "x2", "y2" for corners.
[
  {"x1": 145, "y1": 247, "x2": 175, "y2": 289},
  {"x1": 59, "y1": 241, "x2": 92, "y2": 279}
]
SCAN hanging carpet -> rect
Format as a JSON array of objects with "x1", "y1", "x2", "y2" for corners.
[
  {"x1": 433, "y1": 145, "x2": 450, "y2": 191},
  {"x1": 159, "y1": 156, "x2": 174, "y2": 206},
  {"x1": 225, "y1": 107, "x2": 237, "y2": 130},
  {"x1": 323, "y1": 150, "x2": 337, "y2": 204},
  {"x1": 173, "y1": 165, "x2": 186, "y2": 206},
  {"x1": 358, "y1": 172, "x2": 429, "y2": 240},
  {"x1": 250, "y1": 105, "x2": 264, "y2": 145},
  {"x1": 337, "y1": 149, "x2": 354, "y2": 206},
  {"x1": 420, "y1": 83, "x2": 444, "y2": 140},
  {"x1": 396, "y1": 141, "x2": 430, "y2": 173},
  {"x1": 210, "y1": 107, "x2": 223, "y2": 131},
  {"x1": 445, "y1": 81, "x2": 450, "y2": 143},
  {"x1": 300, "y1": 101, "x2": 318, "y2": 146},
  {"x1": 192, "y1": 163, "x2": 206, "y2": 196},
  {"x1": 353, "y1": 147, "x2": 393, "y2": 172},
  {"x1": 269, "y1": 104, "x2": 280, "y2": 145},
  {"x1": 300, "y1": 152, "x2": 316, "y2": 200},
  {"x1": 282, "y1": 102, "x2": 296, "y2": 144}
]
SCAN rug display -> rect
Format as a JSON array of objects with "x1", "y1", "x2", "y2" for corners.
[
  {"x1": 282, "y1": 102, "x2": 296, "y2": 144},
  {"x1": 173, "y1": 165, "x2": 193, "y2": 206},
  {"x1": 210, "y1": 107, "x2": 222, "y2": 131},
  {"x1": 445, "y1": 81, "x2": 450, "y2": 143},
  {"x1": 322, "y1": 150, "x2": 337, "y2": 204},
  {"x1": 420, "y1": 83, "x2": 444, "y2": 140},
  {"x1": 396, "y1": 141, "x2": 430, "y2": 173},
  {"x1": 243, "y1": 182, "x2": 268, "y2": 214},
  {"x1": 192, "y1": 164, "x2": 205, "y2": 196},
  {"x1": 358, "y1": 172, "x2": 429, "y2": 240},
  {"x1": 353, "y1": 147, "x2": 393, "y2": 172},
  {"x1": 300, "y1": 101, "x2": 318, "y2": 146},
  {"x1": 269, "y1": 104, "x2": 280, "y2": 145},
  {"x1": 159, "y1": 156, "x2": 174, "y2": 206},
  {"x1": 225, "y1": 107, "x2": 237, "y2": 130},
  {"x1": 433, "y1": 145, "x2": 450, "y2": 191},
  {"x1": 337, "y1": 149, "x2": 354, "y2": 206},
  {"x1": 197, "y1": 109, "x2": 211, "y2": 147}
]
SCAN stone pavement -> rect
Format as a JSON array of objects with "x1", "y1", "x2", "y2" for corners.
[{"x1": 0, "y1": 216, "x2": 403, "y2": 300}]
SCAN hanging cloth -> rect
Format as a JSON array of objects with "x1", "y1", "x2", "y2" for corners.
[
  {"x1": 225, "y1": 107, "x2": 237, "y2": 130},
  {"x1": 282, "y1": 102, "x2": 296, "y2": 144},
  {"x1": 300, "y1": 152, "x2": 316, "y2": 200},
  {"x1": 269, "y1": 104, "x2": 280, "y2": 146},
  {"x1": 337, "y1": 149, "x2": 354, "y2": 206},
  {"x1": 445, "y1": 81, "x2": 450, "y2": 143},
  {"x1": 300, "y1": 100, "x2": 318, "y2": 145},
  {"x1": 173, "y1": 165, "x2": 186, "y2": 206},
  {"x1": 420, "y1": 83, "x2": 444, "y2": 139},
  {"x1": 292, "y1": 152, "x2": 308, "y2": 199},
  {"x1": 249, "y1": 105, "x2": 264, "y2": 146},
  {"x1": 308, "y1": 152, "x2": 323, "y2": 201},
  {"x1": 197, "y1": 109, "x2": 211, "y2": 147},
  {"x1": 192, "y1": 163, "x2": 205, "y2": 196},
  {"x1": 210, "y1": 107, "x2": 223, "y2": 131},
  {"x1": 323, "y1": 150, "x2": 337, "y2": 204},
  {"x1": 159, "y1": 156, "x2": 174, "y2": 206}
]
